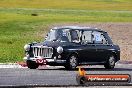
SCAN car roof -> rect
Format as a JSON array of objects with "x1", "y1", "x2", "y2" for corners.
[{"x1": 52, "y1": 26, "x2": 106, "y2": 33}]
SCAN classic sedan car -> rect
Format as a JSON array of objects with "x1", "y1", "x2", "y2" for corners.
[{"x1": 24, "y1": 26, "x2": 120, "y2": 70}]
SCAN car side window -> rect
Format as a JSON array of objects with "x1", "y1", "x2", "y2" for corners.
[
  {"x1": 92, "y1": 31, "x2": 107, "y2": 44},
  {"x1": 81, "y1": 31, "x2": 93, "y2": 44},
  {"x1": 101, "y1": 34, "x2": 108, "y2": 44},
  {"x1": 71, "y1": 30, "x2": 80, "y2": 43}
]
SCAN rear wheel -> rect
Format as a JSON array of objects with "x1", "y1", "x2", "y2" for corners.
[
  {"x1": 26, "y1": 60, "x2": 39, "y2": 69},
  {"x1": 76, "y1": 75, "x2": 87, "y2": 85},
  {"x1": 104, "y1": 55, "x2": 116, "y2": 69},
  {"x1": 65, "y1": 54, "x2": 78, "y2": 70}
]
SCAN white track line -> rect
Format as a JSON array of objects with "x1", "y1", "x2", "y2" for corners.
[
  {"x1": 0, "y1": 63, "x2": 64, "y2": 68},
  {"x1": 0, "y1": 64, "x2": 25, "y2": 68}
]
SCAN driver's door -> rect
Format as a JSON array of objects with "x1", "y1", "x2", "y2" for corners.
[{"x1": 79, "y1": 30, "x2": 97, "y2": 63}]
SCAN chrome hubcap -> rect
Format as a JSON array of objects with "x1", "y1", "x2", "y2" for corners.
[
  {"x1": 109, "y1": 56, "x2": 115, "y2": 66},
  {"x1": 70, "y1": 56, "x2": 77, "y2": 68}
]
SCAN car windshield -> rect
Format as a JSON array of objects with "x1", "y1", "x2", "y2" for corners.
[{"x1": 45, "y1": 29, "x2": 70, "y2": 42}]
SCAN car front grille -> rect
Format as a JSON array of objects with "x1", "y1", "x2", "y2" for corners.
[{"x1": 32, "y1": 46, "x2": 53, "y2": 58}]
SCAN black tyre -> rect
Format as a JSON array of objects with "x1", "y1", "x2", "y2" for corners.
[
  {"x1": 26, "y1": 60, "x2": 39, "y2": 69},
  {"x1": 104, "y1": 55, "x2": 116, "y2": 69},
  {"x1": 76, "y1": 75, "x2": 87, "y2": 85},
  {"x1": 65, "y1": 54, "x2": 78, "y2": 70}
]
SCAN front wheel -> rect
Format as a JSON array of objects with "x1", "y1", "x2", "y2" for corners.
[
  {"x1": 76, "y1": 75, "x2": 87, "y2": 85},
  {"x1": 65, "y1": 54, "x2": 78, "y2": 70},
  {"x1": 26, "y1": 60, "x2": 39, "y2": 69},
  {"x1": 104, "y1": 55, "x2": 116, "y2": 69}
]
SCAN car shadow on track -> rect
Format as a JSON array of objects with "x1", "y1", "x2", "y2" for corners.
[
  {"x1": 37, "y1": 67, "x2": 132, "y2": 71},
  {"x1": 38, "y1": 68, "x2": 66, "y2": 70},
  {"x1": 83, "y1": 68, "x2": 132, "y2": 71}
]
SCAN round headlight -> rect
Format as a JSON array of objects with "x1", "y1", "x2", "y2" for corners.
[
  {"x1": 24, "y1": 44, "x2": 30, "y2": 51},
  {"x1": 57, "y1": 46, "x2": 63, "y2": 54}
]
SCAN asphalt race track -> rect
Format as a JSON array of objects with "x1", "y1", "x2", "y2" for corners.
[{"x1": 0, "y1": 62, "x2": 132, "y2": 87}]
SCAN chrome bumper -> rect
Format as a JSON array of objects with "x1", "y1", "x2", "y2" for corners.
[{"x1": 23, "y1": 57, "x2": 66, "y2": 63}]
